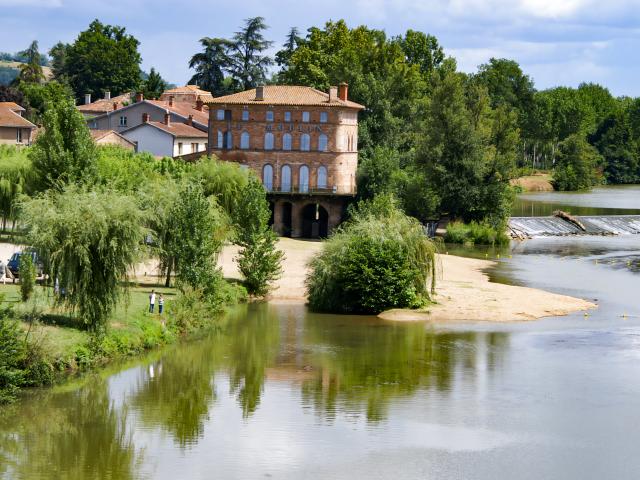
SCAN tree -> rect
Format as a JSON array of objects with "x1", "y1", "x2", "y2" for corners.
[
  {"x1": 234, "y1": 176, "x2": 283, "y2": 296},
  {"x1": 19, "y1": 254, "x2": 36, "y2": 302},
  {"x1": 20, "y1": 188, "x2": 145, "y2": 332},
  {"x1": 552, "y1": 134, "x2": 602, "y2": 191},
  {"x1": 141, "y1": 68, "x2": 168, "y2": 100},
  {"x1": 398, "y1": 30, "x2": 445, "y2": 78},
  {"x1": 167, "y1": 182, "x2": 228, "y2": 294},
  {"x1": 415, "y1": 71, "x2": 516, "y2": 225},
  {"x1": 188, "y1": 37, "x2": 233, "y2": 96},
  {"x1": 63, "y1": 19, "x2": 142, "y2": 101},
  {"x1": 28, "y1": 88, "x2": 97, "y2": 191},
  {"x1": 227, "y1": 17, "x2": 273, "y2": 90},
  {"x1": 275, "y1": 27, "x2": 302, "y2": 69},
  {"x1": 48, "y1": 42, "x2": 70, "y2": 83},
  {"x1": 591, "y1": 111, "x2": 638, "y2": 184},
  {"x1": 356, "y1": 146, "x2": 403, "y2": 201},
  {"x1": 15, "y1": 41, "x2": 45, "y2": 85},
  {"x1": 475, "y1": 58, "x2": 535, "y2": 114}
]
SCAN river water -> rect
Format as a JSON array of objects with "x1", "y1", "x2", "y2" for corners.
[{"x1": 1, "y1": 188, "x2": 640, "y2": 479}]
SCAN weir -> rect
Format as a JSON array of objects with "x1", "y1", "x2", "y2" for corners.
[{"x1": 509, "y1": 215, "x2": 640, "y2": 238}]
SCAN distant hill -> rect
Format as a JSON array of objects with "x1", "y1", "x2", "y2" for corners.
[{"x1": 0, "y1": 61, "x2": 53, "y2": 86}]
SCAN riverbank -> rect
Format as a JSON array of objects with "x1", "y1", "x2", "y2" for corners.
[
  {"x1": 511, "y1": 173, "x2": 554, "y2": 192},
  {"x1": 217, "y1": 238, "x2": 595, "y2": 322}
]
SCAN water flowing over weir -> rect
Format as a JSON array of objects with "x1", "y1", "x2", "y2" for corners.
[{"x1": 509, "y1": 215, "x2": 640, "y2": 238}]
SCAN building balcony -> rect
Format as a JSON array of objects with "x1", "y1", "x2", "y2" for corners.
[{"x1": 265, "y1": 185, "x2": 356, "y2": 196}]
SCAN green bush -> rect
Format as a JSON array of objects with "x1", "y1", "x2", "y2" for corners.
[
  {"x1": 0, "y1": 314, "x2": 25, "y2": 403},
  {"x1": 306, "y1": 195, "x2": 436, "y2": 314},
  {"x1": 19, "y1": 253, "x2": 36, "y2": 302},
  {"x1": 445, "y1": 220, "x2": 510, "y2": 246}
]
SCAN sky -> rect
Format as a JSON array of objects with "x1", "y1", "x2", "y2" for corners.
[{"x1": 2, "y1": 0, "x2": 640, "y2": 96}]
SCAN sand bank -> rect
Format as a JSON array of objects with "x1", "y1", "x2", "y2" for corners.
[{"x1": 219, "y1": 239, "x2": 595, "y2": 322}]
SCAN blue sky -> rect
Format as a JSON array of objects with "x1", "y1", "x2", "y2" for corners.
[{"x1": 2, "y1": 0, "x2": 640, "y2": 96}]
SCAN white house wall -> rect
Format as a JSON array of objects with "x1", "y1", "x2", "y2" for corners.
[
  {"x1": 172, "y1": 137, "x2": 208, "y2": 157},
  {"x1": 88, "y1": 103, "x2": 186, "y2": 133},
  {"x1": 121, "y1": 125, "x2": 174, "y2": 157}
]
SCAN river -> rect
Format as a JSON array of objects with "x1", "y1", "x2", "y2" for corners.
[{"x1": 1, "y1": 187, "x2": 640, "y2": 479}]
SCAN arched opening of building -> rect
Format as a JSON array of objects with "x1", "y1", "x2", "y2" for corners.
[
  {"x1": 281, "y1": 165, "x2": 291, "y2": 192},
  {"x1": 268, "y1": 201, "x2": 275, "y2": 227},
  {"x1": 299, "y1": 165, "x2": 309, "y2": 193},
  {"x1": 263, "y1": 164, "x2": 273, "y2": 191},
  {"x1": 281, "y1": 202, "x2": 293, "y2": 237},
  {"x1": 302, "y1": 203, "x2": 328, "y2": 238}
]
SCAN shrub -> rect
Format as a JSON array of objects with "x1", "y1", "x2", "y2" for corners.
[
  {"x1": 19, "y1": 253, "x2": 36, "y2": 302},
  {"x1": 306, "y1": 195, "x2": 436, "y2": 314},
  {"x1": 0, "y1": 299, "x2": 25, "y2": 402},
  {"x1": 445, "y1": 220, "x2": 510, "y2": 246}
]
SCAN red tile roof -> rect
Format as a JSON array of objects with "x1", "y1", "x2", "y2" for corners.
[
  {"x1": 77, "y1": 93, "x2": 133, "y2": 114},
  {"x1": 207, "y1": 85, "x2": 365, "y2": 109},
  {"x1": 160, "y1": 85, "x2": 214, "y2": 102},
  {"x1": 144, "y1": 121, "x2": 208, "y2": 138},
  {"x1": 146, "y1": 100, "x2": 209, "y2": 126},
  {"x1": 89, "y1": 129, "x2": 135, "y2": 144},
  {"x1": 0, "y1": 105, "x2": 36, "y2": 129},
  {"x1": 0, "y1": 102, "x2": 25, "y2": 112}
]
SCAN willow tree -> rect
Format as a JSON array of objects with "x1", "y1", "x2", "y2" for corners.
[
  {"x1": 0, "y1": 146, "x2": 32, "y2": 231},
  {"x1": 20, "y1": 188, "x2": 144, "y2": 332}
]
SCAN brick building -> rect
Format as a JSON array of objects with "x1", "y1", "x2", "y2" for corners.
[{"x1": 206, "y1": 84, "x2": 364, "y2": 238}]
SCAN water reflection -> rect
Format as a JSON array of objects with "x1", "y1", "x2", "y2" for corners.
[
  {"x1": 299, "y1": 314, "x2": 508, "y2": 422},
  {"x1": 129, "y1": 339, "x2": 223, "y2": 448},
  {"x1": 0, "y1": 377, "x2": 140, "y2": 480}
]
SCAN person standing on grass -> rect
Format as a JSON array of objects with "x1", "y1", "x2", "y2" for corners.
[
  {"x1": 149, "y1": 289, "x2": 156, "y2": 313},
  {"x1": 158, "y1": 294, "x2": 164, "y2": 315}
]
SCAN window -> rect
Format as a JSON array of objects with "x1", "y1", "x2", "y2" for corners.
[
  {"x1": 240, "y1": 131, "x2": 250, "y2": 149},
  {"x1": 191, "y1": 142, "x2": 199, "y2": 152},
  {"x1": 263, "y1": 164, "x2": 273, "y2": 191},
  {"x1": 216, "y1": 109, "x2": 225, "y2": 120},
  {"x1": 217, "y1": 130, "x2": 223, "y2": 149},
  {"x1": 178, "y1": 142, "x2": 183, "y2": 155},
  {"x1": 225, "y1": 131, "x2": 233, "y2": 149},
  {"x1": 284, "y1": 111, "x2": 291, "y2": 122},
  {"x1": 16, "y1": 129, "x2": 22, "y2": 143},
  {"x1": 320, "y1": 112, "x2": 328, "y2": 123},
  {"x1": 318, "y1": 134, "x2": 328, "y2": 152},
  {"x1": 242, "y1": 109, "x2": 249, "y2": 121},
  {"x1": 299, "y1": 165, "x2": 309, "y2": 193},
  {"x1": 119, "y1": 116, "x2": 127, "y2": 127},
  {"x1": 264, "y1": 132, "x2": 274, "y2": 150},
  {"x1": 282, "y1": 133, "x2": 292, "y2": 150},
  {"x1": 266, "y1": 110, "x2": 274, "y2": 122},
  {"x1": 317, "y1": 166, "x2": 328, "y2": 189},
  {"x1": 302, "y1": 111, "x2": 310, "y2": 122},
  {"x1": 281, "y1": 165, "x2": 292, "y2": 192},
  {"x1": 300, "y1": 133, "x2": 310, "y2": 151}
]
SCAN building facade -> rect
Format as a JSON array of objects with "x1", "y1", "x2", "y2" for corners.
[{"x1": 206, "y1": 84, "x2": 364, "y2": 238}]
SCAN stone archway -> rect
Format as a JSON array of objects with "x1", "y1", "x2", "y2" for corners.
[{"x1": 301, "y1": 203, "x2": 329, "y2": 238}]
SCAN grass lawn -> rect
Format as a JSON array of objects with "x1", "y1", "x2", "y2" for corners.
[{"x1": 0, "y1": 281, "x2": 180, "y2": 365}]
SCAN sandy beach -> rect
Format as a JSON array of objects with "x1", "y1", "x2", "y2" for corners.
[{"x1": 217, "y1": 238, "x2": 596, "y2": 322}]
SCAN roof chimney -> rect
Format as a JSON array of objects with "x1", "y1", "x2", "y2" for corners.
[
  {"x1": 142, "y1": 112, "x2": 149, "y2": 123},
  {"x1": 113, "y1": 102, "x2": 118, "y2": 111},
  {"x1": 84, "y1": 93, "x2": 91, "y2": 105},
  {"x1": 104, "y1": 91, "x2": 111, "y2": 100},
  {"x1": 338, "y1": 82, "x2": 348, "y2": 101},
  {"x1": 168, "y1": 96, "x2": 174, "y2": 107},
  {"x1": 136, "y1": 92, "x2": 143, "y2": 103},
  {"x1": 164, "y1": 112, "x2": 171, "y2": 126},
  {"x1": 196, "y1": 99, "x2": 204, "y2": 111},
  {"x1": 329, "y1": 86, "x2": 338, "y2": 102},
  {"x1": 255, "y1": 85, "x2": 264, "y2": 101},
  {"x1": 187, "y1": 114, "x2": 193, "y2": 126}
]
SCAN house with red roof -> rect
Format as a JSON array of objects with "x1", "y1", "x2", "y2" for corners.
[{"x1": 0, "y1": 102, "x2": 36, "y2": 146}]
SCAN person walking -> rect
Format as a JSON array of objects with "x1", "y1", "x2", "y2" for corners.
[
  {"x1": 158, "y1": 294, "x2": 164, "y2": 315},
  {"x1": 149, "y1": 289, "x2": 156, "y2": 313}
]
